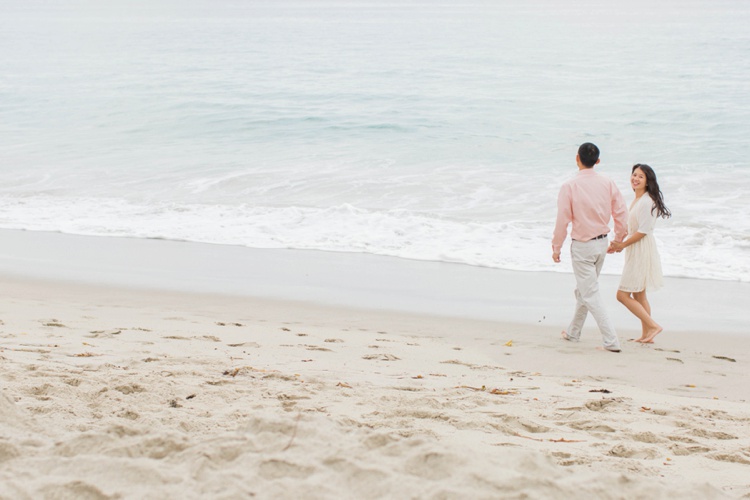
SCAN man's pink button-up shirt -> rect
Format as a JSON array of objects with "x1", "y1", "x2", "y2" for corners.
[{"x1": 552, "y1": 168, "x2": 628, "y2": 254}]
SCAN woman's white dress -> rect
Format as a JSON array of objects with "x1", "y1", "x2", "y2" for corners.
[{"x1": 618, "y1": 194, "x2": 663, "y2": 293}]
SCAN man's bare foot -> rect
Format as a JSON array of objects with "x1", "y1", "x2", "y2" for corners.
[
  {"x1": 641, "y1": 326, "x2": 663, "y2": 343},
  {"x1": 596, "y1": 346, "x2": 621, "y2": 353},
  {"x1": 561, "y1": 331, "x2": 571, "y2": 341}
]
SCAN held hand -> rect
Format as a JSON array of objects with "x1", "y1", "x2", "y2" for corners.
[
  {"x1": 609, "y1": 241, "x2": 624, "y2": 253},
  {"x1": 552, "y1": 251, "x2": 561, "y2": 263}
]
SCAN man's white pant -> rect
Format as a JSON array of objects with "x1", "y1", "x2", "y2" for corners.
[{"x1": 567, "y1": 238, "x2": 620, "y2": 350}]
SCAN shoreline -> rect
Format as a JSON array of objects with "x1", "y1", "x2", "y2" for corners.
[{"x1": 1, "y1": 229, "x2": 749, "y2": 334}]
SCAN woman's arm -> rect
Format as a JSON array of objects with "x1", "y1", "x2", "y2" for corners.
[{"x1": 610, "y1": 232, "x2": 647, "y2": 252}]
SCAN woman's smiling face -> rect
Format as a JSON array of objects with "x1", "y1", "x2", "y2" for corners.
[{"x1": 631, "y1": 167, "x2": 647, "y2": 192}]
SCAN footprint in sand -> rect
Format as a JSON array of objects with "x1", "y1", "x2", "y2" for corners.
[
  {"x1": 607, "y1": 444, "x2": 659, "y2": 459},
  {"x1": 708, "y1": 453, "x2": 750, "y2": 465},
  {"x1": 690, "y1": 428, "x2": 737, "y2": 440}
]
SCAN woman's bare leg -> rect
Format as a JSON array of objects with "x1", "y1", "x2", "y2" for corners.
[
  {"x1": 633, "y1": 291, "x2": 651, "y2": 338},
  {"x1": 632, "y1": 291, "x2": 662, "y2": 342},
  {"x1": 617, "y1": 291, "x2": 648, "y2": 341},
  {"x1": 634, "y1": 291, "x2": 651, "y2": 315},
  {"x1": 616, "y1": 290, "x2": 662, "y2": 342}
]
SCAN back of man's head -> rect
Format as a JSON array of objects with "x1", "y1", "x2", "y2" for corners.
[{"x1": 578, "y1": 143, "x2": 600, "y2": 168}]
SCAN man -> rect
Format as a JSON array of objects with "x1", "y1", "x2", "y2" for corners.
[{"x1": 552, "y1": 143, "x2": 628, "y2": 352}]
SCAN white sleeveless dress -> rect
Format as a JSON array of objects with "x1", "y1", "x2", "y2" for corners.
[{"x1": 618, "y1": 194, "x2": 663, "y2": 293}]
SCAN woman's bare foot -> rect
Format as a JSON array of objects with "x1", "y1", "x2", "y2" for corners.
[{"x1": 641, "y1": 326, "x2": 663, "y2": 343}]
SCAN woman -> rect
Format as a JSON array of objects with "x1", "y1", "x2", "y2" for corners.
[{"x1": 609, "y1": 164, "x2": 671, "y2": 343}]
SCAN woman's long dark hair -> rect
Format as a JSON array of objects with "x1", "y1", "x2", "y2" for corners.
[{"x1": 633, "y1": 164, "x2": 671, "y2": 219}]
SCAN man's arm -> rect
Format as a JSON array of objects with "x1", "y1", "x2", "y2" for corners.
[
  {"x1": 611, "y1": 183, "x2": 628, "y2": 242},
  {"x1": 552, "y1": 185, "x2": 571, "y2": 262}
]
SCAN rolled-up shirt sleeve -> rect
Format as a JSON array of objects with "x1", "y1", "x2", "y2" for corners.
[
  {"x1": 611, "y1": 182, "x2": 628, "y2": 242},
  {"x1": 552, "y1": 184, "x2": 572, "y2": 253}
]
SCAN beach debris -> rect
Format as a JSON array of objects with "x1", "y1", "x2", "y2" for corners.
[
  {"x1": 458, "y1": 385, "x2": 486, "y2": 391},
  {"x1": 504, "y1": 340, "x2": 513, "y2": 347},
  {"x1": 281, "y1": 327, "x2": 291, "y2": 331},
  {"x1": 73, "y1": 352, "x2": 97, "y2": 357},
  {"x1": 589, "y1": 389, "x2": 612, "y2": 394},
  {"x1": 489, "y1": 388, "x2": 518, "y2": 395},
  {"x1": 223, "y1": 367, "x2": 241, "y2": 377},
  {"x1": 362, "y1": 353, "x2": 400, "y2": 361},
  {"x1": 282, "y1": 412, "x2": 302, "y2": 451},
  {"x1": 305, "y1": 345, "x2": 332, "y2": 352},
  {"x1": 455, "y1": 385, "x2": 516, "y2": 395},
  {"x1": 514, "y1": 433, "x2": 584, "y2": 443},
  {"x1": 169, "y1": 399, "x2": 182, "y2": 408},
  {"x1": 296, "y1": 333, "x2": 308, "y2": 337},
  {"x1": 666, "y1": 357, "x2": 684, "y2": 363},
  {"x1": 336, "y1": 382, "x2": 352, "y2": 388},
  {"x1": 640, "y1": 406, "x2": 652, "y2": 411},
  {"x1": 324, "y1": 338, "x2": 344, "y2": 343},
  {"x1": 301, "y1": 359, "x2": 313, "y2": 362},
  {"x1": 186, "y1": 394, "x2": 196, "y2": 399},
  {"x1": 685, "y1": 384, "x2": 696, "y2": 388},
  {"x1": 88, "y1": 329, "x2": 121, "y2": 337},
  {"x1": 43, "y1": 321, "x2": 66, "y2": 328},
  {"x1": 227, "y1": 342, "x2": 260, "y2": 348},
  {"x1": 712, "y1": 355, "x2": 736, "y2": 362},
  {"x1": 412, "y1": 375, "x2": 424, "y2": 379}
]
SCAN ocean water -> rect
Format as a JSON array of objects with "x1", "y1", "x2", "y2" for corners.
[{"x1": 1, "y1": 0, "x2": 749, "y2": 282}]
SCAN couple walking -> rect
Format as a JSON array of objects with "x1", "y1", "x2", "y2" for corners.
[{"x1": 552, "y1": 143, "x2": 671, "y2": 352}]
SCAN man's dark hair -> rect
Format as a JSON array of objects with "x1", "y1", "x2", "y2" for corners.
[{"x1": 578, "y1": 143, "x2": 600, "y2": 168}]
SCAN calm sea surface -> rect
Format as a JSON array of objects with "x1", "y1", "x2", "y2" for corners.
[{"x1": 1, "y1": 0, "x2": 749, "y2": 281}]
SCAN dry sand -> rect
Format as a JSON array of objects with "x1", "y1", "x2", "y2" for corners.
[{"x1": 1, "y1": 231, "x2": 749, "y2": 499}]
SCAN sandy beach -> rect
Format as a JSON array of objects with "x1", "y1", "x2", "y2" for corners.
[{"x1": 1, "y1": 231, "x2": 749, "y2": 499}]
